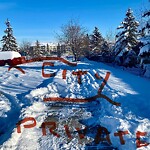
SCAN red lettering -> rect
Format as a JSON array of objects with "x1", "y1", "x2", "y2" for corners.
[
  {"x1": 8, "y1": 66, "x2": 25, "y2": 74},
  {"x1": 41, "y1": 122, "x2": 60, "y2": 137},
  {"x1": 95, "y1": 126, "x2": 112, "y2": 145},
  {"x1": 136, "y1": 131, "x2": 149, "y2": 148},
  {"x1": 42, "y1": 62, "x2": 55, "y2": 78},
  {"x1": 95, "y1": 73, "x2": 102, "y2": 80},
  {"x1": 62, "y1": 69, "x2": 67, "y2": 79},
  {"x1": 64, "y1": 125, "x2": 72, "y2": 139},
  {"x1": 75, "y1": 127, "x2": 87, "y2": 139},
  {"x1": 16, "y1": 117, "x2": 36, "y2": 133},
  {"x1": 114, "y1": 131, "x2": 129, "y2": 145},
  {"x1": 72, "y1": 70, "x2": 87, "y2": 84},
  {"x1": 16, "y1": 117, "x2": 150, "y2": 148},
  {"x1": 98, "y1": 72, "x2": 110, "y2": 94}
]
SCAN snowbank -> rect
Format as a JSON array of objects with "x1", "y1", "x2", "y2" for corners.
[
  {"x1": 144, "y1": 64, "x2": 150, "y2": 78},
  {"x1": 0, "y1": 51, "x2": 21, "y2": 60}
]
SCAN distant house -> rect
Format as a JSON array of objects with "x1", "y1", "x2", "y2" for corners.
[{"x1": 29, "y1": 42, "x2": 66, "y2": 56}]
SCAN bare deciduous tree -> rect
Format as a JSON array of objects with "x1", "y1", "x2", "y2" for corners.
[
  {"x1": 105, "y1": 29, "x2": 115, "y2": 43},
  {"x1": 19, "y1": 40, "x2": 31, "y2": 56},
  {"x1": 58, "y1": 20, "x2": 87, "y2": 61}
]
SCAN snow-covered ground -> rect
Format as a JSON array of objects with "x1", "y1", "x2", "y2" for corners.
[{"x1": 0, "y1": 59, "x2": 150, "y2": 150}]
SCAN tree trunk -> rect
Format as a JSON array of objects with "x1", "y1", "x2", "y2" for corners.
[{"x1": 72, "y1": 46, "x2": 77, "y2": 61}]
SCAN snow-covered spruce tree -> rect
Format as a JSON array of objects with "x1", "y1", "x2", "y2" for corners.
[
  {"x1": 33, "y1": 40, "x2": 42, "y2": 57},
  {"x1": 1, "y1": 19, "x2": 18, "y2": 52},
  {"x1": 90, "y1": 27, "x2": 109, "y2": 58},
  {"x1": 90, "y1": 27, "x2": 105, "y2": 49},
  {"x1": 139, "y1": 9, "x2": 150, "y2": 60},
  {"x1": 91, "y1": 27, "x2": 103, "y2": 47},
  {"x1": 114, "y1": 8, "x2": 139, "y2": 66}
]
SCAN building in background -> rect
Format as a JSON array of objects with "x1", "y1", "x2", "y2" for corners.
[{"x1": 29, "y1": 42, "x2": 66, "y2": 56}]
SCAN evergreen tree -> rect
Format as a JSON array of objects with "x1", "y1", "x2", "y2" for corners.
[
  {"x1": 101, "y1": 40, "x2": 110, "y2": 55},
  {"x1": 91, "y1": 27, "x2": 104, "y2": 49},
  {"x1": 90, "y1": 27, "x2": 109, "y2": 56},
  {"x1": 1, "y1": 19, "x2": 18, "y2": 52},
  {"x1": 33, "y1": 40, "x2": 41, "y2": 57},
  {"x1": 46, "y1": 43, "x2": 50, "y2": 56},
  {"x1": 139, "y1": 8, "x2": 150, "y2": 58},
  {"x1": 57, "y1": 43, "x2": 61, "y2": 57},
  {"x1": 114, "y1": 8, "x2": 139, "y2": 57}
]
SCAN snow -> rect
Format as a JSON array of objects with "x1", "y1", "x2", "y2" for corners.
[
  {"x1": 139, "y1": 35, "x2": 150, "y2": 56},
  {"x1": 0, "y1": 59, "x2": 150, "y2": 150},
  {"x1": 143, "y1": 64, "x2": 150, "y2": 78},
  {"x1": 0, "y1": 93, "x2": 11, "y2": 117},
  {"x1": 0, "y1": 51, "x2": 21, "y2": 60},
  {"x1": 139, "y1": 44, "x2": 150, "y2": 55}
]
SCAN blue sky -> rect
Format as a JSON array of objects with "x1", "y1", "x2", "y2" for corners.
[{"x1": 0, "y1": 0, "x2": 149, "y2": 46}]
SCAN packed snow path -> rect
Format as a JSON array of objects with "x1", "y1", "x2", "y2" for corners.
[{"x1": 0, "y1": 59, "x2": 150, "y2": 150}]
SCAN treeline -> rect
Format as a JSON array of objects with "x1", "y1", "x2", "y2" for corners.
[
  {"x1": 0, "y1": 6, "x2": 149, "y2": 68},
  {"x1": 57, "y1": 7, "x2": 150, "y2": 67}
]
